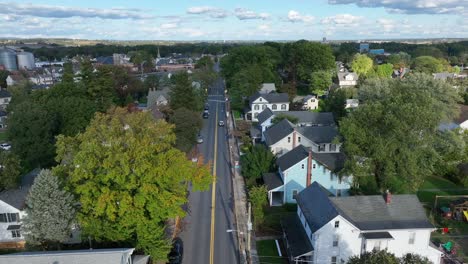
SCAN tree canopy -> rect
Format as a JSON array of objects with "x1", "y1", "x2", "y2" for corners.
[
  {"x1": 310, "y1": 70, "x2": 333, "y2": 95},
  {"x1": 241, "y1": 145, "x2": 276, "y2": 187},
  {"x1": 55, "y1": 107, "x2": 212, "y2": 260},
  {"x1": 412, "y1": 56, "x2": 445, "y2": 74},
  {"x1": 0, "y1": 151, "x2": 21, "y2": 190},
  {"x1": 340, "y1": 74, "x2": 460, "y2": 193},
  {"x1": 351, "y1": 54, "x2": 374, "y2": 77},
  {"x1": 169, "y1": 107, "x2": 203, "y2": 153}
]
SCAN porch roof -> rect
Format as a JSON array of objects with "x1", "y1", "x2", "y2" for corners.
[
  {"x1": 361, "y1": 231, "x2": 393, "y2": 240},
  {"x1": 282, "y1": 214, "x2": 314, "y2": 258},
  {"x1": 262, "y1": 173, "x2": 283, "y2": 191}
]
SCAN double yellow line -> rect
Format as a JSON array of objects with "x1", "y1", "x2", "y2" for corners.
[{"x1": 209, "y1": 103, "x2": 218, "y2": 264}]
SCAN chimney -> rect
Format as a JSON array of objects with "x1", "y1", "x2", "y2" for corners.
[
  {"x1": 385, "y1": 190, "x2": 392, "y2": 204},
  {"x1": 306, "y1": 150, "x2": 312, "y2": 187},
  {"x1": 292, "y1": 131, "x2": 297, "y2": 148}
]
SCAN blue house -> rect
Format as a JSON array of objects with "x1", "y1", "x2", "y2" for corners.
[{"x1": 263, "y1": 145, "x2": 352, "y2": 206}]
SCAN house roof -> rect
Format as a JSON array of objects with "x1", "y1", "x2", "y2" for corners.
[
  {"x1": 297, "y1": 182, "x2": 433, "y2": 233},
  {"x1": 0, "y1": 89, "x2": 11, "y2": 98},
  {"x1": 257, "y1": 108, "x2": 274, "y2": 125},
  {"x1": 433, "y1": 72, "x2": 455, "y2": 80},
  {"x1": 250, "y1": 125, "x2": 261, "y2": 139},
  {"x1": 303, "y1": 95, "x2": 316, "y2": 102},
  {"x1": 0, "y1": 110, "x2": 6, "y2": 117},
  {"x1": 249, "y1": 92, "x2": 289, "y2": 105},
  {"x1": 0, "y1": 169, "x2": 39, "y2": 210},
  {"x1": 264, "y1": 119, "x2": 295, "y2": 146},
  {"x1": 95, "y1": 56, "x2": 114, "y2": 65},
  {"x1": 311, "y1": 151, "x2": 346, "y2": 172},
  {"x1": 275, "y1": 111, "x2": 335, "y2": 126},
  {"x1": 282, "y1": 214, "x2": 314, "y2": 258},
  {"x1": 297, "y1": 126, "x2": 339, "y2": 144},
  {"x1": 276, "y1": 145, "x2": 309, "y2": 172},
  {"x1": 1, "y1": 248, "x2": 138, "y2": 264},
  {"x1": 260, "y1": 83, "x2": 276, "y2": 94},
  {"x1": 361, "y1": 232, "x2": 394, "y2": 240},
  {"x1": 330, "y1": 194, "x2": 433, "y2": 230},
  {"x1": 262, "y1": 173, "x2": 284, "y2": 191},
  {"x1": 337, "y1": 72, "x2": 358, "y2": 82},
  {"x1": 454, "y1": 104, "x2": 468, "y2": 124},
  {"x1": 147, "y1": 87, "x2": 170, "y2": 108}
]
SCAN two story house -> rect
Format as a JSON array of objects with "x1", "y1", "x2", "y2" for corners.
[
  {"x1": 247, "y1": 92, "x2": 289, "y2": 122},
  {"x1": 283, "y1": 182, "x2": 442, "y2": 264},
  {"x1": 263, "y1": 145, "x2": 351, "y2": 206},
  {"x1": 263, "y1": 119, "x2": 339, "y2": 156},
  {"x1": 337, "y1": 72, "x2": 358, "y2": 87},
  {"x1": 302, "y1": 95, "x2": 319, "y2": 110},
  {"x1": 0, "y1": 89, "x2": 11, "y2": 110}
]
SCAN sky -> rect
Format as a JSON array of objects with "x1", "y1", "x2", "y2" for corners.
[{"x1": 0, "y1": 0, "x2": 467, "y2": 40}]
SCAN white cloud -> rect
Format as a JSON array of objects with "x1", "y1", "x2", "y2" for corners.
[
  {"x1": 321, "y1": 14, "x2": 363, "y2": 25},
  {"x1": 160, "y1": 23, "x2": 178, "y2": 30},
  {"x1": 186, "y1": 6, "x2": 228, "y2": 19},
  {"x1": 328, "y1": 0, "x2": 466, "y2": 15},
  {"x1": 287, "y1": 10, "x2": 314, "y2": 23},
  {"x1": 0, "y1": 2, "x2": 154, "y2": 20},
  {"x1": 234, "y1": 8, "x2": 270, "y2": 20}
]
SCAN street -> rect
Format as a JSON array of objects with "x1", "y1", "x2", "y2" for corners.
[{"x1": 179, "y1": 65, "x2": 239, "y2": 264}]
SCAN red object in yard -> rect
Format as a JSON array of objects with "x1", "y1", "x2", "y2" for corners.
[{"x1": 442, "y1": 227, "x2": 449, "y2": 234}]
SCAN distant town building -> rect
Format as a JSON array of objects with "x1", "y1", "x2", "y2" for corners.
[
  {"x1": 0, "y1": 48, "x2": 18, "y2": 71},
  {"x1": 359, "y1": 43, "x2": 370, "y2": 53},
  {"x1": 369, "y1": 49, "x2": 385, "y2": 55},
  {"x1": 16, "y1": 52, "x2": 35, "y2": 70}
]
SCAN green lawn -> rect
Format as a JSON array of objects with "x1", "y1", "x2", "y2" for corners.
[
  {"x1": 256, "y1": 240, "x2": 286, "y2": 264},
  {"x1": 0, "y1": 131, "x2": 8, "y2": 142},
  {"x1": 259, "y1": 204, "x2": 296, "y2": 236},
  {"x1": 417, "y1": 176, "x2": 467, "y2": 204},
  {"x1": 232, "y1": 110, "x2": 241, "y2": 119},
  {"x1": 420, "y1": 176, "x2": 462, "y2": 190}
]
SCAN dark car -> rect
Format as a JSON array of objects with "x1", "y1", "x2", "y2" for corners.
[
  {"x1": 167, "y1": 238, "x2": 183, "y2": 264},
  {"x1": 204, "y1": 104, "x2": 209, "y2": 110},
  {"x1": 203, "y1": 112, "x2": 209, "y2": 119}
]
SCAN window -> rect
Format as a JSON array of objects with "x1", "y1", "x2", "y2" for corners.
[
  {"x1": 330, "y1": 144, "x2": 336, "y2": 152},
  {"x1": 311, "y1": 99, "x2": 315, "y2": 102},
  {"x1": 0, "y1": 213, "x2": 20, "y2": 223},
  {"x1": 319, "y1": 144, "x2": 326, "y2": 152},
  {"x1": 301, "y1": 164, "x2": 305, "y2": 169},
  {"x1": 254, "y1": 113, "x2": 259, "y2": 118},
  {"x1": 310, "y1": 233, "x2": 313, "y2": 241},
  {"x1": 374, "y1": 240, "x2": 382, "y2": 250},
  {"x1": 292, "y1": 190, "x2": 298, "y2": 199},
  {"x1": 337, "y1": 189, "x2": 342, "y2": 197},
  {"x1": 11, "y1": 230, "x2": 21, "y2": 238},
  {"x1": 304, "y1": 221, "x2": 308, "y2": 230},
  {"x1": 331, "y1": 256, "x2": 337, "y2": 264},
  {"x1": 298, "y1": 137, "x2": 301, "y2": 142},
  {"x1": 341, "y1": 259, "x2": 345, "y2": 264},
  {"x1": 313, "y1": 164, "x2": 316, "y2": 169},
  {"x1": 299, "y1": 210, "x2": 303, "y2": 219},
  {"x1": 287, "y1": 137, "x2": 291, "y2": 143},
  {"x1": 333, "y1": 235, "x2": 339, "y2": 247},
  {"x1": 254, "y1": 105, "x2": 259, "y2": 110},
  {"x1": 259, "y1": 98, "x2": 262, "y2": 101},
  {"x1": 334, "y1": 221, "x2": 340, "y2": 228},
  {"x1": 281, "y1": 104, "x2": 287, "y2": 110},
  {"x1": 272, "y1": 104, "x2": 277, "y2": 110},
  {"x1": 409, "y1": 232, "x2": 415, "y2": 244}
]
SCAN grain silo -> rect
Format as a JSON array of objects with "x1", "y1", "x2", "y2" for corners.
[
  {"x1": 17, "y1": 52, "x2": 35, "y2": 70},
  {"x1": 0, "y1": 48, "x2": 18, "y2": 71}
]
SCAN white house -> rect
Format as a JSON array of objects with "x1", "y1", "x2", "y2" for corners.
[
  {"x1": 247, "y1": 92, "x2": 289, "y2": 122},
  {"x1": 0, "y1": 89, "x2": 11, "y2": 110},
  {"x1": 284, "y1": 182, "x2": 442, "y2": 264},
  {"x1": 302, "y1": 95, "x2": 319, "y2": 110},
  {"x1": 337, "y1": 72, "x2": 358, "y2": 87},
  {"x1": 345, "y1": 99, "x2": 359, "y2": 110},
  {"x1": 147, "y1": 87, "x2": 170, "y2": 108}
]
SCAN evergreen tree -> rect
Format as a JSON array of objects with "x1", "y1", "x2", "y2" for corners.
[
  {"x1": 170, "y1": 72, "x2": 198, "y2": 111},
  {"x1": 22, "y1": 169, "x2": 77, "y2": 249}
]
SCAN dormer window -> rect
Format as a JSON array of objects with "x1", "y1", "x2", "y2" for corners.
[
  {"x1": 259, "y1": 98, "x2": 262, "y2": 102},
  {"x1": 272, "y1": 104, "x2": 277, "y2": 110},
  {"x1": 281, "y1": 104, "x2": 287, "y2": 110}
]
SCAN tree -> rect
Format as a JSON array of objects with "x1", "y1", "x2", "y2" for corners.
[
  {"x1": 340, "y1": 74, "x2": 460, "y2": 193},
  {"x1": 375, "y1": 63, "x2": 394, "y2": 78},
  {"x1": 0, "y1": 70, "x2": 9, "y2": 88},
  {"x1": 241, "y1": 145, "x2": 275, "y2": 187},
  {"x1": 249, "y1": 185, "x2": 268, "y2": 228},
  {"x1": 283, "y1": 40, "x2": 335, "y2": 86},
  {"x1": 400, "y1": 253, "x2": 432, "y2": 264},
  {"x1": 310, "y1": 70, "x2": 333, "y2": 95},
  {"x1": 412, "y1": 56, "x2": 444, "y2": 74},
  {"x1": 22, "y1": 169, "x2": 77, "y2": 249},
  {"x1": 387, "y1": 52, "x2": 411, "y2": 69},
  {"x1": 0, "y1": 151, "x2": 21, "y2": 190},
  {"x1": 169, "y1": 108, "x2": 202, "y2": 153},
  {"x1": 195, "y1": 56, "x2": 214, "y2": 70},
  {"x1": 55, "y1": 107, "x2": 212, "y2": 261},
  {"x1": 272, "y1": 114, "x2": 299, "y2": 125},
  {"x1": 143, "y1": 74, "x2": 159, "y2": 90},
  {"x1": 170, "y1": 72, "x2": 199, "y2": 111},
  {"x1": 347, "y1": 250, "x2": 399, "y2": 264},
  {"x1": 321, "y1": 88, "x2": 355, "y2": 122},
  {"x1": 351, "y1": 54, "x2": 373, "y2": 77}
]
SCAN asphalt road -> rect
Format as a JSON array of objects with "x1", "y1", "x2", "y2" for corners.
[{"x1": 179, "y1": 64, "x2": 238, "y2": 264}]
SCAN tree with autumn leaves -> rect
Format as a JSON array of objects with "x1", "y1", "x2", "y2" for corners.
[{"x1": 55, "y1": 107, "x2": 212, "y2": 261}]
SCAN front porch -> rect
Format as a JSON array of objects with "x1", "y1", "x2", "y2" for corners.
[{"x1": 263, "y1": 172, "x2": 285, "y2": 206}]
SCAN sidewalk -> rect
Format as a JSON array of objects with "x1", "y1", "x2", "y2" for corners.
[{"x1": 226, "y1": 110, "x2": 259, "y2": 264}]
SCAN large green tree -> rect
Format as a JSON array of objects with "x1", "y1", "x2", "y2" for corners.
[
  {"x1": 351, "y1": 54, "x2": 374, "y2": 77},
  {"x1": 340, "y1": 74, "x2": 460, "y2": 193},
  {"x1": 241, "y1": 145, "x2": 276, "y2": 187},
  {"x1": 22, "y1": 169, "x2": 77, "y2": 249},
  {"x1": 387, "y1": 52, "x2": 411, "y2": 69},
  {"x1": 310, "y1": 70, "x2": 333, "y2": 95},
  {"x1": 375, "y1": 63, "x2": 394, "y2": 78},
  {"x1": 169, "y1": 107, "x2": 202, "y2": 153},
  {"x1": 55, "y1": 107, "x2": 212, "y2": 261},
  {"x1": 412, "y1": 56, "x2": 445, "y2": 74},
  {"x1": 170, "y1": 72, "x2": 199, "y2": 111},
  {"x1": 249, "y1": 185, "x2": 268, "y2": 228},
  {"x1": 0, "y1": 151, "x2": 21, "y2": 190}
]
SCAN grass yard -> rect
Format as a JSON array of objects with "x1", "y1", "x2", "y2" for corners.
[
  {"x1": 417, "y1": 176, "x2": 467, "y2": 205},
  {"x1": 0, "y1": 131, "x2": 8, "y2": 142},
  {"x1": 258, "y1": 204, "x2": 297, "y2": 236},
  {"x1": 232, "y1": 110, "x2": 242, "y2": 119},
  {"x1": 256, "y1": 240, "x2": 287, "y2": 264}
]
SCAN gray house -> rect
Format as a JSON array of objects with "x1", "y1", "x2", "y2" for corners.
[{"x1": 147, "y1": 87, "x2": 170, "y2": 108}]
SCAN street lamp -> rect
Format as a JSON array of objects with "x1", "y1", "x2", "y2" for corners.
[{"x1": 226, "y1": 229, "x2": 244, "y2": 235}]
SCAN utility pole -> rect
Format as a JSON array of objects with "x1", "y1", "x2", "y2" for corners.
[{"x1": 247, "y1": 202, "x2": 252, "y2": 263}]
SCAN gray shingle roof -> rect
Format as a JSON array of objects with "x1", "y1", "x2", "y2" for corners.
[
  {"x1": 0, "y1": 89, "x2": 11, "y2": 98},
  {"x1": 1, "y1": 248, "x2": 137, "y2": 264},
  {"x1": 262, "y1": 173, "x2": 284, "y2": 191},
  {"x1": 257, "y1": 108, "x2": 274, "y2": 125},
  {"x1": 259, "y1": 83, "x2": 276, "y2": 94},
  {"x1": 297, "y1": 126, "x2": 338, "y2": 144},
  {"x1": 0, "y1": 169, "x2": 39, "y2": 210},
  {"x1": 282, "y1": 214, "x2": 314, "y2": 258},
  {"x1": 276, "y1": 145, "x2": 309, "y2": 172},
  {"x1": 275, "y1": 111, "x2": 335, "y2": 126},
  {"x1": 249, "y1": 92, "x2": 289, "y2": 105},
  {"x1": 361, "y1": 232, "x2": 394, "y2": 240},
  {"x1": 337, "y1": 72, "x2": 358, "y2": 82},
  {"x1": 311, "y1": 151, "x2": 346, "y2": 172},
  {"x1": 264, "y1": 119, "x2": 295, "y2": 146}
]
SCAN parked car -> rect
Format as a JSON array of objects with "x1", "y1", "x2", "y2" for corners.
[
  {"x1": 204, "y1": 104, "x2": 209, "y2": 110},
  {"x1": 197, "y1": 135, "x2": 204, "y2": 144},
  {"x1": 218, "y1": 120, "x2": 225, "y2": 127},
  {"x1": 0, "y1": 143, "x2": 11, "y2": 151},
  {"x1": 203, "y1": 112, "x2": 209, "y2": 119},
  {"x1": 167, "y1": 238, "x2": 183, "y2": 264}
]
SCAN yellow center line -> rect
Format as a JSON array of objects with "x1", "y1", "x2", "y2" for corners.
[{"x1": 209, "y1": 103, "x2": 219, "y2": 264}]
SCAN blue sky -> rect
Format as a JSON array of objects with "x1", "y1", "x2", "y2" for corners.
[{"x1": 0, "y1": 0, "x2": 466, "y2": 40}]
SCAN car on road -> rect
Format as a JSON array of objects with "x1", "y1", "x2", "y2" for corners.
[
  {"x1": 167, "y1": 238, "x2": 183, "y2": 264},
  {"x1": 0, "y1": 143, "x2": 11, "y2": 151},
  {"x1": 204, "y1": 104, "x2": 209, "y2": 110},
  {"x1": 218, "y1": 120, "x2": 225, "y2": 127},
  {"x1": 197, "y1": 135, "x2": 204, "y2": 144},
  {"x1": 203, "y1": 112, "x2": 209, "y2": 119}
]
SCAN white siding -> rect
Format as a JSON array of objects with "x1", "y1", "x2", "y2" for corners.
[
  {"x1": 0, "y1": 201, "x2": 25, "y2": 243},
  {"x1": 269, "y1": 132, "x2": 295, "y2": 156},
  {"x1": 251, "y1": 97, "x2": 289, "y2": 122}
]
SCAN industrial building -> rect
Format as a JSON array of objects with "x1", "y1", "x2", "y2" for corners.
[{"x1": 0, "y1": 47, "x2": 35, "y2": 71}]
